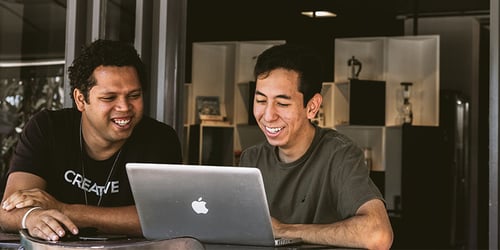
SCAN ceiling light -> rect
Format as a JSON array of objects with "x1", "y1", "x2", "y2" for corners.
[{"x1": 301, "y1": 11, "x2": 337, "y2": 18}]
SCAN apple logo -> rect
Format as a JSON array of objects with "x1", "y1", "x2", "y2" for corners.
[{"x1": 191, "y1": 197, "x2": 209, "y2": 214}]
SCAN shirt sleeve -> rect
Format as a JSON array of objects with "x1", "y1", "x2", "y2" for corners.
[
  {"x1": 8, "y1": 110, "x2": 51, "y2": 178},
  {"x1": 332, "y1": 142, "x2": 384, "y2": 218}
]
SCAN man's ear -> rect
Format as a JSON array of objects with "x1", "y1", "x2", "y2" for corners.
[
  {"x1": 73, "y1": 89, "x2": 86, "y2": 111},
  {"x1": 306, "y1": 93, "x2": 323, "y2": 120}
]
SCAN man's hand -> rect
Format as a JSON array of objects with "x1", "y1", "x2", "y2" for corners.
[
  {"x1": 0, "y1": 173, "x2": 142, "y2": 239},
  {"x1": 22, "y1": 207, "x2": 79, "y2": 241},
  {"x1": 2, "y1": 188, "x2": 63, "y2": 211},
  {"x1": 1, "y1": 188, "x2": 79, "y2": 241}
]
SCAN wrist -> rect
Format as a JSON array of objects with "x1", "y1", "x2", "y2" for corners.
[{"x1": 21, "y1": 207, "x2": 42, "y2": 229}]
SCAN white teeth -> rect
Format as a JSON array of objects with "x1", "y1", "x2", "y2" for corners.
[
  {"x1": 113, "y1": 119, "x2": 130, "y2": 126},
  {"x1": 265, "y1": 127, "x2": 282, "y2": 134}
]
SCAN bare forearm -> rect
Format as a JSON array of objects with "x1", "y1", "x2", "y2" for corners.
[
  {"x1": 61, "y1": 204, "x2": 142, "y2": 236},
  {"x1": 0, "y1": 208, "x2": 29, "y2": 233},
  {"x1": 0, "y1": 204, "x2": 142, "y2": 237},
  {"x1": 272, "y1": 200, "x2": 393, "y2": 250},
  {"x1": 275, "y1": 215, "x2": 391, "y2": 249},
  {"x1": 1, "y1": 174, "x2": 142, "y2": 237}
]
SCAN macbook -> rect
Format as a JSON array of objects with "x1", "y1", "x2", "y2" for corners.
[{"x1": 126, "y1": 163, "x2": 301, "y2": 247}]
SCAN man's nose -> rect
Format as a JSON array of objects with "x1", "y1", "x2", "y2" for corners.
[
  {"x1": 115, "y1": 97, "x2": 131, "y2": 111},
  {"x1": 263, "y1": 104, "x2": 277, "y2": 121}
]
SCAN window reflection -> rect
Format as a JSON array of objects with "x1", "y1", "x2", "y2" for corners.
[
  {"x1": 0, "y1": 0, "x2": 67, "y2": 183},
  {"x1": 0, "y1": 0, "x2": 66, "y2": 60},
  {"x1": 0, "y1": 65, "x2": 64, "y2": 179}
]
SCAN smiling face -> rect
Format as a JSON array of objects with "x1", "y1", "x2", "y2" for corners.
[
  {"x1": 254, "y1": 68, "x2": 321, "y2": 161},
  {"x1": 74, "y1": 65, "x2": 144, "y2": 152}
]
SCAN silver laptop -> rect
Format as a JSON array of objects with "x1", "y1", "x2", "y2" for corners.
[{"x1": 126, "y1": 163, "x2": 302, "y2": 247}]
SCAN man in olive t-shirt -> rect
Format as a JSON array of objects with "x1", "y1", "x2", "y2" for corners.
[{"x1": 239, "y1": 44, "x2": 393, "y2": 249}]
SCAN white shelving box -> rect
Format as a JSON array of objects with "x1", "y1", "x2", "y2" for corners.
[
  {"x1": 385, "y1": 36, "x2": 440, "y2": 126},
  {"x1": 188, "y1": 40, "x2": 285, "y2": 165},
  {"x1": 334, "y1": 37, "x2": 386, "y2": 83},
  {"x1": 335, "y1": 125, "x2": 402, "y2": 210},
  {"x1": 334, "y1": 35, "x2": 440, "y2": 127},
  {"x1": 328, "y1": 35, "x2": 439, "y2": 211},
  {"x1": 190, "y1": 42, "x2": 236, "y2": 125}
]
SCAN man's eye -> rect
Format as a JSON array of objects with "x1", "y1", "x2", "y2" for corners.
[
  {"x1": 277, "y1": 103, "x2": 290, "y2": 107},
  {"x1": 255, "y1": 99, "x2": 266, "y2": 103},
  {"x1": 129, "y1": 93, "x2": 142, "y2": 99},
  {"x1": 101, "y1": 96, "x2": 115, "y2": 101}
]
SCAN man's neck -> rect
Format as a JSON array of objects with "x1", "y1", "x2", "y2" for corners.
[
  {"x1": 84, "y1": 142, "x2": 123, "y2": 161},
  {"x1": 277, "y1": 124, "x2": 316, "y2": 163},
  {"x1": 81, "y1": 126, "x2": 125, "y2": 161}
]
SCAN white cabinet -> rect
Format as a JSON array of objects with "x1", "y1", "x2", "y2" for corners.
[
  {"x1": 334, "y1": 35, "x2": 440, "y2": 127},
  {"x1": 187, "y1": 40, "x2": 285, "y2": 165},
  {"x1": 335, "y1": 125, "x2": 402, "y2": 210},
  {"x1": 324, "y1": 35, "x2": 440, "y2": 210}
]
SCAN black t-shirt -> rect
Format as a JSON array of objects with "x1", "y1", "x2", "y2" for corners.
[{"x1": 8, "y1": 108, "x2": 182, "y2": 207}]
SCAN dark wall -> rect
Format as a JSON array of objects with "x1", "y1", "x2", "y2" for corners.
[
  {"x1": 185, "y1": 0, "x2": 405, "y2": 83},
  {"x1": 185, "y1": 0, "x2": 489, "y2": 83}
]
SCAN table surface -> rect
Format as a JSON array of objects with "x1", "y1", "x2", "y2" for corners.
[
  {"x1": 0, "y1": 231, "x2": 343, "y2": 250},
  {"x1": 0, "y1": 231, "x2": 19, "y2": 249}
]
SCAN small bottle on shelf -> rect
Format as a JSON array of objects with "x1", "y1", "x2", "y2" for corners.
[
  {"x1": 363, "y1": 147, "x2": 373, "y2": 171},
  {"x1": 400, "y1": 82, "x2": 413, "y2": 125}
]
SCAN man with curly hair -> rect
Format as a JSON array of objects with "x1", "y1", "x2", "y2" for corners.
[{"x1": 0, "y1": 40, "x2": 182, "y2": 240}]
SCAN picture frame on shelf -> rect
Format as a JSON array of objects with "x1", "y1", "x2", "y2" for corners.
[{"x1": 196, "y1": 96, "x2": 225, "y2": 123}]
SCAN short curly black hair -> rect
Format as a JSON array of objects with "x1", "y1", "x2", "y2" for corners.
[{"x1": 68, "y1": 39, "x2": 147, "y2": 103}]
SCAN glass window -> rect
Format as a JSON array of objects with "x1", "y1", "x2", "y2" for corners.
[
  {"x1": 0, "y1": 0, "x2": 66, "y2": 61},
  {"x1": 0, "y1": 0, "x2": 66, "y2": 180},
  {"x1": 104, "y1": 0, "x2": 136, "y2": 43}
]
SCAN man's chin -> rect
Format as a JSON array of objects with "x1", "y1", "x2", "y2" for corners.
[
  {"x1": 266, "y1": 137, "x2": 285, "y2": 148},
  {"x1": 112, "y1": 129, "x2": 133, "y2": 141}
]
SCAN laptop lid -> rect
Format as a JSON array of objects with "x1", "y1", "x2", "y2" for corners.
[{"x1": 126, "y1": 163, "x2": 279, "y2": 246}]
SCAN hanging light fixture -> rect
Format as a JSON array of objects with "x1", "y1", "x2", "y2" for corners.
[{"x1": 301, "y1": 10, "x2": 337, "y2": 18}]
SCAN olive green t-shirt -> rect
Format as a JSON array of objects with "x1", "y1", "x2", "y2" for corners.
[{"x1": 239, "y1": 126, "x2": 383, "y2": 224}]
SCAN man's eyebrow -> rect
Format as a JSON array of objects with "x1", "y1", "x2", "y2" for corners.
[
  {"x1": 255, "y1": 90, "x2": 291, "y2": 100},
  {"x1": 99, "y1": 88, "x2": 142, "y2": 95},
  {"x1": 255, "y1": 90, "x2": 266, "y2": 97},
  {"x1": 129, "y1": 88, "x2": 143, "y2": 94},
  {"x1": 276, "y1": 94, "x2": 291, "y2": 100}
]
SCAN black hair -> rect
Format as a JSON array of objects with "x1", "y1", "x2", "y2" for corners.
[
  {"x1": 253, "y1": 43, "x2": 323, "y2": 106},
  {"x1": 68, "y1": 39, "x2": 147, "y2": 102}
]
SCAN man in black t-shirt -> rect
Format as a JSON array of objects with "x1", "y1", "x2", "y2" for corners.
[{"x1": 0, "y1": 40, "x2": 182, "y2": 241}]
